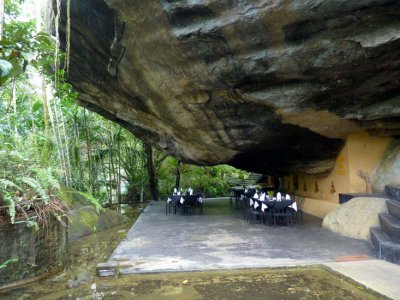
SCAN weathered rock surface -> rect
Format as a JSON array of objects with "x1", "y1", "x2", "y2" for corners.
[
  {"x1": 57, "y1": 187, "x2": 129, "y2": 241},
  {"x1": 372, "y1": 140, "x2": 400, "y2": 192},
  {"x1": 57, "y1": 0, "x2": 400, "y2": 174},
  {"x1": 322, "y1": 197, "x2": 388, "y2": 241},
  {"x1": 67, "y1": 206, "x2": 128, "y2": 241}
]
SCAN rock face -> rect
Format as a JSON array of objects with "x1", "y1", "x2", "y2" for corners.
[
  {"x1": 56, "y1": 0, "x2": 400, "y2": 175},
  {"x1": 372, "y1": 140, "x2": 400, "y2": 192},
  {"x1": 67, "y1": 206, "x2": 128, "y2": 241},
  {"x1": 322, "y1": 197, "x2": 388, "y2": 241}
]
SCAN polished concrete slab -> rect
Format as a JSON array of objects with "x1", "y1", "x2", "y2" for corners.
[{"x1": 106, "y1": 198, "x2": 374, "y2": 274}]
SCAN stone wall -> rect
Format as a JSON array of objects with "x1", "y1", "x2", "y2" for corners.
[
  {"x1": 0, "y1": 217, "x2": 67, "y2": 288},
  {"x1": 283, "y1": 132, "x2": 391, "y2": 217}
]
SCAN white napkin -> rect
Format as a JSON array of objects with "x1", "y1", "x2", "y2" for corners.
[
  {"x1": 277, "y1": 192, "x2": 282, "y2": 201},
  {"x1": 286, "y1": 194, "x2": 290, "y2": 200},
  {"x1": 289, "y1": 202, "x2": 298, "y2": 211},
  {"x1": 180, "y1": 197, "x2": 185, "y2": 204},
  {"x1": 261, "y1": 203, "x2": 268, "y2": 212},
  {"x1": 177, "y1": 191, "x2": 181, "y2": 195},
  {"x1": 189, "y1": 188, "x2": 193, "y2": 195},
  {"x1": 254, "y1": 201, "x2": 259, "y2": 209},
  {"x1": 253, "y1": 193, "x2": 259, "y2": 199},
  {"x1": 167, "y1": 198, "x2": 172, "y2": 203},
  {"x1": 260, "y1": 193, "x2": 265, "y2": 201},
  {"x1": 173, "y1": 188, "x2": 177, "y2": 193},
  {"x1": 249, "y1": 199, "x2": 254, "y2": 206},
  {"x1": 198, "y1": 197, "x2": 203, "y2": 203},
  {"x1": 244, "y1": 189, "x2": 248, "y2": 193}
]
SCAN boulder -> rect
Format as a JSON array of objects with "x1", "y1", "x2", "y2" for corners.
[
  {"x1": 54, "y1": 1, "x2": 400, "y2": 175},
  {"x1": 67, "y1": 206, "x2": 129, "y2": 241},
  {"x1": 372, "y1": 139, "x2": 400, "y2": 193},
  {"x1": 322, "y1": 197, "x2": 388, "y2": 241},
  {"x1": 58, "y1": 187, "x2": 129, "y2": 241}
]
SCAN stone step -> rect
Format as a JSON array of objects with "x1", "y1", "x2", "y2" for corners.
[
  {"x1": 370, "y1": 227, "x2": 400, "y2": 264},
  {"x1": 387, "y1": 200, "x2": 400, "y2": 219},
  {"x1": 385, "y1": 185, "x2": 400, "y2": 201},
  {"x1": 379, "y1": 213, "x2": 400, "y2": 243}
]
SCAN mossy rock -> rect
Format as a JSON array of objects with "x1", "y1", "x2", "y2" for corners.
[
  {"x1": 68, "y1": 206, "x2": 129, "y2": 241},
  {"x1": 57, "y1": 187, "x2": 94, "y2": 209}
]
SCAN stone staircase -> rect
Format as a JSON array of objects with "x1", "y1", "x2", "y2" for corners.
[
  {"x1": 228, "y1": 172, "x2": 264, "y2": 187},
  {"x1": 370, "y1": 185, "x2": 400, "y2": 264}
]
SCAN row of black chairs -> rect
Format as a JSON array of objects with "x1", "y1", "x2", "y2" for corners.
[
  {"x1": 244, "y1": 196, "x2": 305, "y2": 226},
  {"x1": 165, "y1": 194, "x2": 204, "y2": 215}
]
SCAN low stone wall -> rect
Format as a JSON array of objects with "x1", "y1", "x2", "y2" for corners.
[{"x1": 0, "y1": 217, "x2": 67, "y2": 288}]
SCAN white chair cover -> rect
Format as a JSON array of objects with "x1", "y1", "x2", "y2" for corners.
[
  {"x1": 289, "y1": 202, "x2": 298, "y2": 211},
  {"x1": 277, "y1": 192, "x2": 282, "y2": 201},
  {"x1": 261, "y1": 203, "x2": 268, "y2": 212}
]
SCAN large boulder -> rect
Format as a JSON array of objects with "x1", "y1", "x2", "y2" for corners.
[
  {"x1": 67, "y1": 206, "x2": 129, "y2": 241},
  {"x1": 57, "y1": 187, "x2": 129, "y2": 241},
  {"x1": 322, "y1": 197, "x2": 388, "y2": 241},
  {"x1": 54, "y1": 0, "x2": 400, "y2": 175},
  {"x1": 372, "y1": 139, "x2": 400, "y2": 193}
]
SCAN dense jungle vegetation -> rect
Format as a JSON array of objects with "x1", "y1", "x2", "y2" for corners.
[{"x1": 0, "y1": 0, "x2": 248, "y2": 227}]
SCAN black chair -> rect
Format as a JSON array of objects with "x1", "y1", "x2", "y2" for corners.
[
  {"x1": 233, "y1": 189, "x2": 244, "y2": 209},
  {"x1": 291, "y1": 195, "x2": 305, "y2": 223},
  {"x1": 248, "y1": 199, "x2": 263, "y2": 224},
  {"x1": 269, "y1": 200, "x2": 293, "y2": 226},
  {"x1": 166, "y1": 195, "x2": 182, "y2": 215},
  {"x1": 181, "y1": 194, "x2": 199, "y2": 215},
  {"x1": 260, "y1": 200, "x2": 274, "y2": 225},
  {"x1": 195, "y1": 193, "x2": 204, "y2": 215}
]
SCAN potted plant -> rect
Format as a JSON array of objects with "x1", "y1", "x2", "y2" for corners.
[{"x1": 357, "y1": 169, "x2": 373, "y2": 193}]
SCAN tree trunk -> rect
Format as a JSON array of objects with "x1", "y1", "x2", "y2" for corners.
[
  {"x1": 175, "y1": 160, "x2": 182, "y2": 190},
  {"x1": 41, "y1": 76, "x2": 51, "y2": 162},
  {"x1": 144, "y1": 143, "x2": 158, "y2": 201}
]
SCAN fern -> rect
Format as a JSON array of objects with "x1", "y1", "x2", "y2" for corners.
[
  {"x1": 19, "y1": 177, "x2": 49, "y2": 204},
  {"x1": 0, "y1": 179, "x2": 22, "y2": 191},
  {"x1": 3, "y1": 193, "x2": 16, "y2": 224},
  {"x1": 32, "y1": 168, "x2": 60, "y2": 192},
  {"x1": 0, "y1": 258, "x2": 18, "y2": 270}
]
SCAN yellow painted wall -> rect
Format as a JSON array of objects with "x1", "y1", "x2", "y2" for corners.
[
  {"x1": 347, "y1": 132, "x2": 391, "y2": 193},
  {"x1": 284, "y1": 132, "x2": 391, "y2": 218}
]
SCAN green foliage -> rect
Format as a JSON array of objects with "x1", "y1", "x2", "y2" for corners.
[
  {"x1": 0, "y1": 2, "x2": 56, "y2": 85},
  {"x1": 73, "y1": 191, "x2": 102, "y2": 213},
  {"x1": 0, "y1": 0, "x2": 250, "y2": 227},
  {"x1": 20, "y1": 177, "x2": 50, "y2": 204},
  {"x1": 157, "y1": 158, "x2": 248, "y2": 198},
  {"x1": 0, "y1": 258, "x2": 18, "y2": 270}
]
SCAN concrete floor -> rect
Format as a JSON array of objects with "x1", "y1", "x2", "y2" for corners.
[
  {"x1": 107, "y1": 198, "x2": 374, "y2": 274},
  {"x1": 324, "y1": 260, "x2": 400, "y2": 300}
]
